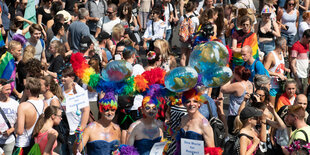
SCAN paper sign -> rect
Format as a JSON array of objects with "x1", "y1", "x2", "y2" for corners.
[
  {"x1": 181, "y1": 138, "x2": 204, "y2": 155},
  {"x1": 150, "y1": 141, "x2": 167, "y2": 155},
  {"x1": 65, "y1": 91, "x2": 89, "y2": 113}
]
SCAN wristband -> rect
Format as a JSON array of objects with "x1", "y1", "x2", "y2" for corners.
[{"x1": 74, "y1": 126, "x2": 84, "y2": 145}]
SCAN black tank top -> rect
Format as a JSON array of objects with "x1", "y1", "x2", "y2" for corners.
[{"x1": 258, "y1": 21, "x2": 274, "y2": 38}]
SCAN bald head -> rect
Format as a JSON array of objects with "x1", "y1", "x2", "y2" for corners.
[
  {"x1": 241, "y1": 45, "x2": 253, "y2": 62},
  {"x1": 241, "y1": 45, "x2": 252, "y2": 54},
  {"x1": 294, "y1": 94, "x2": 307, "y2": 110}
]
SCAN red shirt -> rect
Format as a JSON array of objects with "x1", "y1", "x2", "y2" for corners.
[{"x1": 291, "y1": 41, "x2": 309, "y2": 60}]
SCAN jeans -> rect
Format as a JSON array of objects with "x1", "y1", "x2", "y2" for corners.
[
  {"x1": 281, "y1": 32, "x2": 296, "y2": 47},
  {"x1": 60, "y1": 134, "x2": 76, "y2": 155},
  {"x1": 165, "y1": 29, "x2": 172, "y2": 41},
  {"x1": 258, "y1": 40, "x2": 275, "y2": 56},
  {"x1": 139, "y1": 12, "x2": 149, "y2": 29}
]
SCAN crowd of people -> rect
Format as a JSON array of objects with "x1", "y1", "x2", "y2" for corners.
[{"x1": 0, "y1": 0, "x2": 310, "y2": 154}]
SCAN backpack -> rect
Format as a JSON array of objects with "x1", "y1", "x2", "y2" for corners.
[
  {"x1": 243, "y1": 60, "x2": 270, "y2": 77},
  {"x1": 223, "y1": 133, "x2": 253, "y2": 155},
  {"x1": 179, "y1": 15, "x2": 195, "y2": 42},
  {"x1": 205, "y1": 101, "x2": 225, "y2": 147}
]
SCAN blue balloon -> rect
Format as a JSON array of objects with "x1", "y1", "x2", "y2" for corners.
[
  {"x1": 201, "y1": 66, "x2": 232, "y2": 88},
  {"x1": 164, "y1": 67, "x2": 198, "y2": 92},
  {"x1": 101, "y1": 60, "x2": 133, "y2": 82},
  {"x1": 189, "y1": 41, "x2": 229, "y2": 73}
]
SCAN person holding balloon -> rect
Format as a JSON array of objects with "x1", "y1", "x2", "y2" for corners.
[
  {"x1": 174, "y1": 88, "x2": 215, "y2": 155},
  {"x1": 220, "y1": 66, "x2": 253, "y2": 134}
]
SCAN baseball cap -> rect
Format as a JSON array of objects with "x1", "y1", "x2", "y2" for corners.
[
  {"x1": 261, "y1": 5, "x2": 272, "y2": 14},
  {"x1": 240, "y1": 106, "x2": 262, "y2": 120},
  {"x1": 97, "y1": 31, "x2": 110, "y2": 42},
  {"x1": 80, "y1": 36, "x2": 92, "y2": 51}
]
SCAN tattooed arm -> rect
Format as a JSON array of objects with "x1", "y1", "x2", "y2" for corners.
[{"x1": 201, "y1": 118, "x2": 215, "y2": 147}]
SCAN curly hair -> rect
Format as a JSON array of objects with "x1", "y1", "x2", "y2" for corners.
[{"x1": 25, "y1": 58, "x2": 42, "y2": 78}]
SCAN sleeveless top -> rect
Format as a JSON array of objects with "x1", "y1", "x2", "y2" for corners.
[
  {"x1": 134, "y1": 137, "x2": 161, "y2": 155},
  {"x1": 15, "y1": 100, "x2": 44, "y2": 147},
  {"x1": 35, "y1": 130, "x2": 57, "y2": 154},
  {"x1": 45, "y1": 95, "x2": 59, "y2": 106},
  {"x1": 229, "y1": 83, "x2": 247, "y2": 116},
  {"x1": 258, "y1": 21, "x2": 274, "y2": 38},
  {"x1": 281, "y1": 9, "x2": 297, "y2": 35},
  {"x1": 269, "y1": 51, "x2": 285, "y2": 89},
  {"x1": 86, "y1": 140, "x2": 120, "y2": 155}
]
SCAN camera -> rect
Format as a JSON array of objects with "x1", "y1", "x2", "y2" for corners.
[{"x1": 250, "y1": 93, "x2": 258, "y2": 103}]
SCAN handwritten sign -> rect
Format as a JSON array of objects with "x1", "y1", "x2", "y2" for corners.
[
  {"x1": 65, "y1": 91, "x2": 89, "y2": 113},
  {"x1": 150, "y1": 141, "x2": 167, "y2": 155},
  {"x1": 181, "y1": 138, "x2": 204, "y2": 155}
]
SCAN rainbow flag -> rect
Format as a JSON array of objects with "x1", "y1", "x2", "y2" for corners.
[
  {"x1": 232, "y1": 33, "x2": 259, "y2": 66},
  {"x1": 0, "y1": 52, "x2": 16, "y2": 80},
  {"x1": 0, "y1": 32, "x2": 5, "y2": 47}
]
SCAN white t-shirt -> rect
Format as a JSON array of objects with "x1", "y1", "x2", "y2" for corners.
[
  {"x1": 164, "y1": 3, "x2": 174, "y2": 30},
  {"x1": 62, "y1": 83, "x2": 89, "y2": 135},
  {"x1": 82, "y1": 84, "x2": 98, "y2": 102},
  {"x1": 0, "y1": 98, "x2": 19, "y2": 144},
  {"x1": 97, "y1": 16, "x2": 121, "y2": 35},
  {"x1": 142, "y1": 20, "x2": 166, "y2": 40},
  {"x1": 299, "y1": 21, "x2": 310, "y2": 39}
]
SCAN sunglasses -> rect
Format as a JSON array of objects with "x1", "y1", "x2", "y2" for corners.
[
  {"x1": 107, "y1": 11, "x2": 115, "y2": 14},
  {"x1": 288, "y1": 3, "x2": 295, "y2": 6},
  {"x1": 145, "y1": 106, "x2": 157, "y2": 111},
  {"x1": 263, "y1": 14, "x2": 271, "y2": 17}
]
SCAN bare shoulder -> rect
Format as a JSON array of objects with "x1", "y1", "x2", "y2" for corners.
[
  {"x1": 112, "y1": 122, "x2": 121, "y2": 132},
  {"x1": 128, "y1": 119, "x2": 142, "y2": 131},
  {"x1": 85, "y1": 121, "x2": 98, "y2": 131},
  {"x1": 200, "y1": 117, "x2": 211, "y2": 129},
  {"x1": 155, "y1": 119, "x2": 163, "y2": 127},
  {"x1": 180, "y1": 114, "x2": 189, "y2": 127},
  {"x1": 48, "y1": 128, "x2": 58, "y2": 137}
]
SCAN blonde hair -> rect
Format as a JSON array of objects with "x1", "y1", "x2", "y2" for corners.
[
  {"x1": 50, "y1": 40, "x2": 66, "y2": 58},
  {"x1": 8, "y1": 40, "x2": 21, "y2": 52},
  {"x1": 22, "y1": 45, "x2": 36, "y2": 63},
  {"x1": 233, "y1": 115, "x2": 250, "y2": 134},
  {"x1": 112, "y1": 24, "x2": 125, "y2": 39},
  {"x1": 154, "y1": 39, "x2": 170, "y2": 62}
]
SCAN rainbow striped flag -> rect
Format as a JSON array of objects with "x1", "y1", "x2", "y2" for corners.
[
  {"x1": 0, "y1": 32, "x2": 5, "y2": 47},
  {"x1": 232, "y1": 32, "x2": 259, "y2": 66},
  {"x1": 0, "y1": 52, "x2": 16, "y2": 80}
]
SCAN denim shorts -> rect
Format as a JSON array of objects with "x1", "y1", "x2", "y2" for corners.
[
  {"x1": 281, "y1": 32, "x2": 296, "y2": 47},
  {"x1": 258, "y1": 40, "x2": 275, "y2": 56}
]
